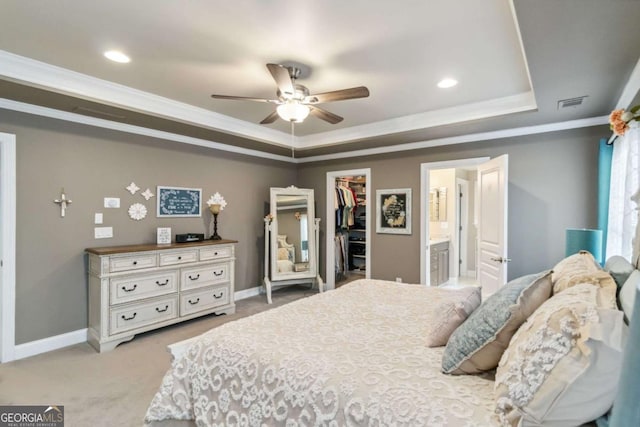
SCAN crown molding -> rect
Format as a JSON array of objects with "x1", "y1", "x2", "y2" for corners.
[
  {"x1": 0, "y1": 50, "x2": 291, "y2": 146},
  {"x1": 296, "y1": 115, "x2": 608, "y2": 163},
  {"x1": 295, "y1": 91, "x2": 537, "y2": 148},
  {"x1": 0, "y1": 98, "x2": 298, "y2": 163},
  {"x1": 1, "y1": 96, "x2": 607, "y2": 165},
  {"x1": 1, "y1": 50, "x2": 540, "y2": 151}
]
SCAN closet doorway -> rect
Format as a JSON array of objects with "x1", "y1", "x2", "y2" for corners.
[{"x1": 325, "y1": 168, "x2": 371, "y2": 290}]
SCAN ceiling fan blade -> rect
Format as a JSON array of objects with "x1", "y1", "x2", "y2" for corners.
[
  {"x1": 211, "y1": 94, "x2": 278, "y2": 103},
  {"x1": 305, "y1": 86, "x2": 369, "y2": 104},
  {"x1": 259, "y1": 110, "x2": 279, "y2": 124},
  {"x1": 309, "y1": 106, "x2": 343, "y2": 124},
  {"x1": 266, "y1": 63, "x2": 295, "y2": 97}
]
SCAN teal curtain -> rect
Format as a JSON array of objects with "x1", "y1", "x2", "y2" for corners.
[{"x1": 598, "y1": 138, "x2": 613, "y2": 263}]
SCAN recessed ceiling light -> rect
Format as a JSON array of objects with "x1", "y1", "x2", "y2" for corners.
[
  {"x1": 437, "y1": 78, "x2": 458, "y2": 89},
  {"x1": 104, "y1": 50, "x2": 131, "y2": 63}
]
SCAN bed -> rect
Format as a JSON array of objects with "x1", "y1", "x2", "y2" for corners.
[{"x1": 145, "y1": 253, "x2": 634, "y2": 427}]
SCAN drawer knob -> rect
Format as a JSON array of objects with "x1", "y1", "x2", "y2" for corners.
[
  {"x1": 213, "y1": 270, "x2": 224, "y2": 277},
  {"x1": 133, "y1": 261, "x2": 138, "y2": 265},
  {"x1": 156, "y1": 280, "x2": 169, "y2": 287},
  {"x1": 214, "y1": 252, "x2": 218, "y2": 256},
  {"x1": 155, "y1": 305, "x2": 169, "y2": 313},
  {"x1": 122, "y1": 284, "x2": 138, "y2": 292},
  {"x1": 121, "y1": 312, "x2": 137, "y2": 321},
  {"x1": 213, "y1": 292, "x2": 224, "y2": 299},
  {"x1": 188, "y1": 298, "x2": 200, "y2": 305},
  {"x1": 188, "y1": 274, "x2": 200, "y2": 281},
  {"x1": 178, "y1": 256, "x2": 182, "y2": 260}
]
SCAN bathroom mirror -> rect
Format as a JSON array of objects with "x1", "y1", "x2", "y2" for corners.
[
  {"x1": 269, "y1": 187, "x2": 317, "y2": 281},
  {"x1": 429, "y1": 187, "x2": 448, "y2": 221}
]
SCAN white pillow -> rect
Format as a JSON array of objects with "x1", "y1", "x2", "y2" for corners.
[{"x1": 494, "y1": 284, "x2": 626, "y2": 426}]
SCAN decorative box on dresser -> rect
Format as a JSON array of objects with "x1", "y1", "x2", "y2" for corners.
[{"x1": 86, "y1": 239, "x2": 237, "y2": 352}]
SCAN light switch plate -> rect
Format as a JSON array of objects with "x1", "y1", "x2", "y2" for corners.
[
  {"x1": 94, "y1": 213, "x2": 103, "y2": 224},
  {"x1": 104, "y1": 197, "x2": 120, "y2": 208},
  {"x1": 94, "y1": 226, "x2": 113, "y2": 239}
]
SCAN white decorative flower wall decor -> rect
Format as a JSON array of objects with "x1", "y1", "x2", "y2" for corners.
[
  {"x1": 206, "y1": 192, "x2": 228, "y2": 210},
  {"x1": 126, "y1": 182, "x2": 140, "y2": 195},
  {"x1": 141, "y1": 188, "x2": 155, "y2": 200},
  {"x1": 128, "y1": 203, "x2": 147, "y2": 220}
]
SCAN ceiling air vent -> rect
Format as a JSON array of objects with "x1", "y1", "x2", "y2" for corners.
[{"x1": 557, "y1": 96, "x2": 588, "y2": 110}]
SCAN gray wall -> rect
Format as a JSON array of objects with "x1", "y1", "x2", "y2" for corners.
[
  {"x1": 1, "y1": 110, "x2": 296, "y2": 344},
  {"x1": 298, "y1": 126, "x2": 606, "y2": 284},
  {"x1": 0, "y1": 108, "x2": 607, "y2": 345}
]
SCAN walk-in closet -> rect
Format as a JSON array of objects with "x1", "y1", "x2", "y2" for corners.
[{"x1": 334, "y1": 175, "x2": 368, "y2": 287}]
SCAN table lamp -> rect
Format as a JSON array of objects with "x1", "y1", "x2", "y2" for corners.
[
  {"x1": 565, "y1": 228, "x2": 603, "y2": 264},
  {"x1": 210, "y1": 203, "x2": 221, "y2": 240}
]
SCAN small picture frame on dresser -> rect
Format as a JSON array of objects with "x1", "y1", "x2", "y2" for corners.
[{"x1": 157, "y1": 227, "x2": 171, "y2": 244}]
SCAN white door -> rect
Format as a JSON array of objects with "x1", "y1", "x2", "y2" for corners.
[{"x1": 477, "y1": 155, "x2": 508, "y2": 295}]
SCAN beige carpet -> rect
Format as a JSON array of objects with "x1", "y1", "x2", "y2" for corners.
[{"x1": 0, "y1": 286, "x2": 315, "y2": 427}]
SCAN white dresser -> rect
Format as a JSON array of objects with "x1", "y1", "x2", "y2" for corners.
[{"x1": 86, "y1": 239, "x2": 237, "y2": 352}]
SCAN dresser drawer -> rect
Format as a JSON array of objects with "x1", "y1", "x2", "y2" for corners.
[
  {"x1": 110, "y1": 271, "x2": 178, "y2": 305},
  {"x1": 159, "y1": 250, "x2": 198, "y2": 266},
  {"x1": 110, "y1": 296, "x2": 177, "y2": 335},
  {"x1": 181, "y1": 262, "x2": 230, "y2": 291},
  {"x1": 199, "y1": 245, "x2": 232, "y2": 261},
  {"x1": 180, "y1": 285, "x2": 230, "y2": 316},
  {"x1": 110, "y1": 253, "x2": 157, "y2": 273}
]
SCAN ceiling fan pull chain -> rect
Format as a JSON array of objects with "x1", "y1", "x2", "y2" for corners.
[{"x1": 291, "y1": 121, "x2": 295, "y2": 159}]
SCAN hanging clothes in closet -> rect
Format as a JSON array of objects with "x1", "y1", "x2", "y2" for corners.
[
  {"x1": 334, "y1": 231, "x2": 349, "y2": 279},
  {"x1": 335, "y1": 181, "x2": 358, "y2": 229}
]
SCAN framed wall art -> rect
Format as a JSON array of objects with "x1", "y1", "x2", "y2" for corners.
[
  {"x1": 157, "y1": 186, "x2": 202, "y2": 217},
  {"x1": 376, "y1": 188, "x2": 412, "y2": 235}
]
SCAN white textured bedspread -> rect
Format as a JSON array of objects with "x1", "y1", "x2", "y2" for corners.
[{"x1": 145, "y1": 280, "x2": 497, "y2": 426}]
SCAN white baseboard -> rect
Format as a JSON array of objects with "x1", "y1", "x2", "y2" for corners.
[
  {"x1": 234, "y1": 286, "x2": 262, "y2": 301},
  {"x1": 10, "y1": 288, "x2": 261, "y2": 361},
  {"x1": 13, "y1": 328, "x2": 88, "y2": 360}
]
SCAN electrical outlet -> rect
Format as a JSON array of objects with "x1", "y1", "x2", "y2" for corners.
[{"x1": 395, "y1": 277, "x2": 402, "y2": 283}]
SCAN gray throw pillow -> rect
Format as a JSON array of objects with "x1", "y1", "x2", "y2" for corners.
[
  {"x1": 441, "y1": 270, "x2": 552, "y2": 375},
  {"x1": 604, "y1": 255, "x2": 635, "y2": 292}
]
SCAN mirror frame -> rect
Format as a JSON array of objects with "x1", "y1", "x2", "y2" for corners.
[{"x1": 270, "y1": 187, "x2": 317, "y2": 281}]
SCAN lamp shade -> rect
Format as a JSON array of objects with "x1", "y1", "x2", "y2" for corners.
[
  {"x1": 565, "y1": 228, "x2": 603, "y2": 264},
  {"x1": 277, "y1": 101, "x2": 310, "y2": 123}
]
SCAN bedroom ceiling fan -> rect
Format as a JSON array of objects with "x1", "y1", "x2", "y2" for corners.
[{"x1": 210, "y1": 63, "x2": 370, "y2": 125}]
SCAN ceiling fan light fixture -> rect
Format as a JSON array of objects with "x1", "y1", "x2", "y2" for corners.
[
  {"x1": 277, "y1": 101, "x2": 310, "y2": 123},
  {"x1": 437, "y1": 78, "x2": 458, "y2": 89}
]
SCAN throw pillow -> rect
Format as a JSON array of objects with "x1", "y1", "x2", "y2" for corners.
[
  {"x1": 495, "y1": 284, "x2": 626, "y2": 427},
  {"x1": 425, "y1": 286, "x2": 481, "y2": 347},
  {"x1": 619, "y1": 269, "x2": 639, "y2": 323},
  {"x1": 552, "y1": 250, "x2": 601, "y2": 294},
  {"x1": 604, "y1": 255, "x2": 635, "y2": 291},
  {"x1": 552, "y1": 270, "x2": 617, "y2": 309},
  {"x1": 441, "y1": 270, "x2": 552, "y2": 375}
]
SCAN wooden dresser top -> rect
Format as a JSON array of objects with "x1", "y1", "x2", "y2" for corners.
[{"x1": 86, "y1": 239, "x2": 237, "y2": 255}]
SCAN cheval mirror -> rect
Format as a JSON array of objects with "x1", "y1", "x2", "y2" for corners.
[{"x1": 263, "y1": 186, "x2": 324, "y2": 303}]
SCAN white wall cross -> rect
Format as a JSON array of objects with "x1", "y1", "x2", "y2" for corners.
[{"x1": 53, "y1": 188, "x2": 72, "y2": 217}]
